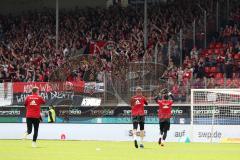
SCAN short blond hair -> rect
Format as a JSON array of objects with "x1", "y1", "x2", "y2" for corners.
[{"x1": 136, "y1": 86, "x2": 142, "y2": 91}]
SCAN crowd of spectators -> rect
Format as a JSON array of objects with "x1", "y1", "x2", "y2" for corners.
[
  {"x1": 158, "y1": 3, "x2": 240, "y2": 102},
  {"x1": 0, "y1": 1, "x2": 239, "y2": 103},
  {"x1": 0, "y1": 0, "x2": 213, "y2": 83}
]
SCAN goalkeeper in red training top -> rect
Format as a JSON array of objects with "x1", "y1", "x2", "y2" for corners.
[
  {"x1": 130, "y1": 86, "x2": 148, "y2": 149},
  {"x1": 155, "y1": 89, "x2": 173, "y2": 146}
]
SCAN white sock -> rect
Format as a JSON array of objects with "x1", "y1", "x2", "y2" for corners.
[
  {"x1": 32, "y1": 141, "x2": 37, "y2": 148},
  {"x1": 159, "y1": 134, "x2": 163, "y2": 139},
  {"x1": 133, "y1": 134, "x2": 137, "y2": 141},
  {"x1": 133, "y1": 130, "x2": 137, "y2": 141},
  {"x1": 162, "y1": 140, "x2": 165, "y2": 144},
  {"x1": 140, "y1": 137, "x2": 144, "y2": 145}
]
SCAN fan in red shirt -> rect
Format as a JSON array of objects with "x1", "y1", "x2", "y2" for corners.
[
  {"x1": 130, "y1": 86, "x2": 148, "y2": 149},
  {"x1": 155, "y1": 89, "x2": 173, "y2": 146},
  {"x1": 23, "y1": 87, "x2": 45, "y2": 148}
]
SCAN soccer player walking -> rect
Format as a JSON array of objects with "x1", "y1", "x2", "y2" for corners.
[
  {"x1": 23, "y1": 87, "x2": 45, "y2": 147},
  {"x1": 155, "y1": 90, "x2": 173, "y2": 146},
  {"x1": 130, "y1": 86, "x2": 148, "y2": 148}
]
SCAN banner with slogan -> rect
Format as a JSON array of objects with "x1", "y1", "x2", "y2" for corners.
[
  {"x1": 12, "y1": 81, "x2": 85, "y2": 105},
  {"x1": 0, "y1": 81, "x2": 105, "y2": 106},
  {"x1": 12, "y1": 81, "x2": 85, "y2": 93}
]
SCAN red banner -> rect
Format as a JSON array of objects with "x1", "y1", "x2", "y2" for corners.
[{"x1": 13, "y1": 81, "x2": 85, "y2": 93}]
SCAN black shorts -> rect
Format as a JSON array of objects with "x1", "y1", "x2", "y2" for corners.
[
  {"x1": 159, "y1": 118, "x2": 170, "y2": 131},
  {"x1": 132, "y1": 115, "x2": 145, "y2": 130}
]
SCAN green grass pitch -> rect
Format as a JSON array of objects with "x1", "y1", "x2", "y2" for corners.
[{"x1": 0, "y1": 140, "x2": 239, "y2": 160}]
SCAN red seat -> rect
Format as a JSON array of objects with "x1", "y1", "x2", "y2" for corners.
[
  {"x1": 210, "y1": 43, "x2": 215, "y2": 49},
  {"x1": 234, "y1": 54, "x2": 240, "y2": 60},
  {"x1": 215, "y1": 42, "x2": 223, "y2": 49},
  {"x1": 214, "y1": 49, "x2": 220, "y2": 55},
  {"x1": 216, "y1": 78, "x2": 224, "y2": 85},
  {"x1": 233, "y1": 78, "x2": 240, "y2": 86},
  {"x1": 210, "y1": 67, "x2": 217, "y2": 73},
  {"x1": 207, "y1": 49, "x2": 213, "y2": 55},
  {"x1": 226, "y1": 79, "x2": 232, "y2": 87},
  {"x1": 223, "y1": 43, "x2": 227, "y2": 48},
  {"x1": 201, "y1": 50, "x2": 209, "y2": 57},
  {"x1": 220, "y1": 50, "x2": 225, "y2": 56},
  {"x1": 215, "y1": 73, "x2": 224, "y2": 78},
  {"x1": 204, "y1": 67, "x2": 210, "y2": 73}
]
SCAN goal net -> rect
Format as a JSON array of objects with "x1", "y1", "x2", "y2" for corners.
[{"x1": 190, "y1": 89, "x2": 240, "y2": 142}]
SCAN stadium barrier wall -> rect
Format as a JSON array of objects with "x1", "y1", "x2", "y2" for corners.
[
  {"x1": 0, "y1": 105, "x2": 190, "y2": 124},
  {"x1": 0, "y1": 123, "x2": 240, "y2": 143}
]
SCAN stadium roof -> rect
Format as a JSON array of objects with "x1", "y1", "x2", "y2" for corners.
[{"x1": 0, "y1": 0, "x2": 106, "y2": 14}]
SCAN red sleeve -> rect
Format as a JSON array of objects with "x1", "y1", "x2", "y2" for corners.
[
  {"x1": 130, "y1": 97, "x2": 136, "y2": 107},
  {"x1": 144, "y1": 97, "x2": 148, "y2": 105}
]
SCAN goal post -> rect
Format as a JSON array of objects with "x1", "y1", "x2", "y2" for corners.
[{"x1": 190, "y1": 89, "x2": 240, "y2": 143}]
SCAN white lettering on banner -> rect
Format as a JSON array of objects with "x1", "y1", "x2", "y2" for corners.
[
  {"x1": 63, "y1": 82, "x2": 74, "y2": 91},
  {"x1": 0, "y1": 110, "x2": 20, "y2": 115},
  {"x1": 23, "y1": 84, "x2": 34, "y2": 93},
  {"x1": 0, "y1": 124, "x2": 240, "y2": 142},
  {"x1": 128, "y1": 130, "x2": 146, "y2": 136},
  {"x1": 15, "y1": 91, "x2": 74, "y2": 103},
  {"x1": 198, "y1": 131, "x2": 222, "y2": 139},
  {"x1": 59, "y1": 109, "x2": 82, "y2": 115},
  {"x1": 174, "y1": 130, "x2": 186, "y2": 137},
  {"x1": 122, "y1": 110, "x2": 148, "y2": 116},
  {"x1": 16, "y1": 94, "x2": 29, "y2": 103},
  {"x1": 40, "y1": 92, "x2": 48, "y2": 100},
  {"x1": 69, "y1": 109, "x2": 81, "y2": 115},
  {"x1": 193, "y1": 110, "x2": 220, "y2": 115},
  {"x1": 91, "y1": 109, "x2": 114, "y2": 116},
  {"x1": 23, "y1": 83, "x2": 60, "y2": 93},
  {"x1": 157, "y1": 109, "x2": 183, "y2": 115},
  {"x1": 50, "y1": 91, "x2": 74, "y2": 99},
  {"x1": 230, "y1": 110, "x2": 240, "y2": 114},
  {"x1": 172, "y1": 109, "x2": 183, "y2": 115}
]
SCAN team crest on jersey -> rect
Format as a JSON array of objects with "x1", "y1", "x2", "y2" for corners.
[
  {"x1": 163, "y1": 105, "x2": 169, "y2": 108},
  {"x1": 135, "y1": 100, "x2": 141, "y2": 105},
  {"x1": 30, "y1": 100, "x2": 37, "y2": 105}
]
